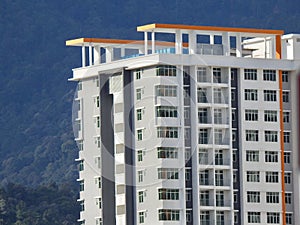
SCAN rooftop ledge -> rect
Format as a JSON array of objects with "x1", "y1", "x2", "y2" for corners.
[{"x1": 66, "y1": 23, "x2": 286, "y2": 68}]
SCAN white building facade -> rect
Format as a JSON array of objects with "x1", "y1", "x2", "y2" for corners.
[{"x1": 67, "y1": 23, "x2": 300, "y2": 225}]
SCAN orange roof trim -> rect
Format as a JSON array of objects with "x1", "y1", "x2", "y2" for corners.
[{"x1": 137, "y1": 23, "x2": 284, "y2": 35}]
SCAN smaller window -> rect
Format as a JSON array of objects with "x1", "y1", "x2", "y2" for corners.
[
  {"x1": 284, "y1": 152, "x2": 291, "y2": 164},
  {"x1": 245, "y1": 109, "x2": 258, "y2": 121},
  {"x1": 265, "y1": 131, "x2": 278, "y2": 142},
  {"x1": 246, "y1": 130, "x2": 259, "y2": 142},
  {"x1": 265, "y1": 151, "x2": 278, "y2": 163},
  {"x1": 283, "y1": 91, "x2": 289, "y2": 103},
  {"x1": 138, "y1": 170, "x2": 144, "y2": 182},
  {"x1": 244, "y1": 89, "x2": 258, "y2": 101},
  {"x1": 284, "y1": 132, "x2": 290, "y2": 143},
  {"x1": 137, "y1": 108, "x2": 143, "y2": 121},
  {"x1": 284, "y1": 172, "x2": 292, "y2": 184},
  {"x1": 286, "y1": 213, "x2": 292, "y2": 225},
  {"x1": 266, "y1": 171, "x2": 279, "y2": 183},
  {"x1": 244, "y1": 69, "x2": 257, "y2": 80},
  {"x1": 283, "y1": 111, "x2": 290, "y2": 123},
  {"x1": 137, "y1": 129, "x2": 143, "y2": 141},
  {"x1": 137, "y1": 150, "x2": 143, "y2": 162},
  {"x1": 247, "y1": 171, "x2": 260, "y2": 182},
  {"x1": 263, "y1": 70, "x2": 276, "y2": 81},
  {"x1": 139, "y1": 211, "x2": 145, "y2": 223},
  {"x1": 264, "y1": 110, "x2": 277, "y2": 122},
  {"x1": 135, "y1": 69, "x2": 142, "y2": 80},
  {"x1": 246, "y1": 150, "x2": 259, "y2": 162},
  {"x1": 285, "y1": 193, "x2": 292, "y2": 204},
  {"x1": 247, "y1": 191, "x2": 260, "y2": 203},
  {"x1": 267, "y1": 212, "x2": 280, "y2": 224},
  {"x1": 266, "y1": 192, "x2": 279, "y2": 203},
  {"x1": 78, "y1": 81, "x2": 82, "y2": 91},
  {"x1": 79, "y1": 180, "x2": 84, "y2": 192},
  {"x1": 264, "y1": 90, "x2": 277, "y2": 102},
  {"x1": 79, "y1": 200, "x2": 85, "y2": 212},
  {"x1": 138, "y1": 191, "x2": 145, "y2": 203},
  {"x1": 136, "y1": 88, "x2": 142, "y2": 100},
  {"x1": 282, "y1": 71, "x2": 289, "y2": 82}
]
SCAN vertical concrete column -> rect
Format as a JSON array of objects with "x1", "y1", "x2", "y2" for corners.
[
  {"x1": 175, "y1": 30, "x2": 182, "y2": 54},
  {"x1": 236, "y1": 33, "x2": 242, "y2": 57},
  {"x1": 89, "y1": 45, "x2": 93, "y2": 66},
  {"x1": 188, "y1": 31, "x2": 196, "y2": 54},
  {"x1": 81, "y1": 45, "x2": 86, "y2": 67},
  {"x1": 120, "y1": 47, "x2": 125, "y2": 58},
  {"x1": 93, "y1": 45, "x2": 101, "y2": 65},
  {"x1": 144, "y1": 32, "x2": 148, "y2": 55},
  {"x1": 271, "y1": 36, "x2": 276, "y2": 59},
  {"x1": 151, "y1": 31, "x2": 155, "y2": 54},
  {"x1": 210, "y1": 34, "x2": 214, "y2": 44},
  {"x1": 106, "y1": 47, "x2": 114, "y2": 63},
  {"x1": 222, "y1": 32, "x2": 230, "y2": 56}
]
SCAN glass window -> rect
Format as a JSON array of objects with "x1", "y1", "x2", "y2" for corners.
[
  {"x1": 266, "y1": 172, "x2": 279, "y2": 183},
  {"x1": 198, "y1": 108, "x2": 208, "y2": 123},
  {"x1": 265, "y1": 130, "x2": 278, "y2": 142},
  {"x1": 200, "y1": 211, "x2": 210, "y2": 225},
  {"x1": 213, "y1": 68, "x2": 221, "y2": 83},
  {"x1": 198, "y1": 88, "x2": 208, "y2": 103},
  {"x1": 284, "y1": 132, "x2": 290, "y2": 143},
  {"x1": 79, "y1": 200, "x2": 85, "y2": 212},
  {"x1": 263, "y1": 70, "x2": 276, "y2": 81},
  {"x1": 137, "y1": 108, "x2": 143, "y2": 120},
  {"x1": 157, "y1": 168, "x2": 179, "y2": 179},
  {"x1": 156, "y1": 65, "x2": 177, "y2": 76},
  {"x1": 282, "y1": 71, "x2": 289, "y2": 82},
  {"x1": 247, "y1": 171, "x2": 260, "y2": 182},
  {"x1": 156, "y1": 106, "x2": 178, "y2": 118},
  {"x1": 283, "y1": 111, "x2": 290, "y2": 123},
  {"x1": 197, "y1": 67, "x2": 208, "y2": 82},
  {"x1": 246, "y1": 130, "x2": 259, "y2": 141},
  {"x1": 137, "y1": 129, "x2": 143, "y2": 141},
  {"x1": 264, "y1": 90, "x2": 277, "y2": 101},
  {"x1": 214, "y1": 88, "x2": 222, "y2": 103},
  {"x1": 216, "y1": 191, "x2": 224, "y2": 206},
  {"x1": 199, "y1": 170, "x2": 209, "y2": 185},
  {"x1": 215, "y1": 170, "x2": 224, "y2": 186},
  {"x1": 158, "y1": 189, "x2": 179, "y2": 200},
  {"x1": 245, "y1": 109, "x2": 258, "y2": 121},
  {"x1": 247, "y1": 191, "x2": 260, "y2": 203},
  {"x1": 265, "y1": 151, "x2": 278, "y2": 163},
  {"x1": 264, "y1": 110, "x2": 277, "y2": 122},
  {"x1": 136, "y1": 88, "x2": 142, "y2": 100},
  {"x1": 199, "y1": 129, "x2": 209, "y2": 144},
  {"x1": 135, "y1": 69, "x2": 142, "y2": 80},
  {"x1": 137, "y1": 150, "x2": 143, "y2": 162},
  {"x1": 79, "y1": 180, "x2": 84, "y2": 192},
  {"x1": 138, "y1": 171, "x2": 144, "y2": 182},
  {"x1": 155, "y1": 85, "x2": 177, "y2": 97},
  {"x1": 248, "y1": 212, "x2": 260, "y2": 223},
  {"x1": 157, "y1": 147, "x2": 178, "y2": 159},
  {"x1": 285, "y1": 193, "x2": 292, "y2": 204},
  {"x1": 199, "y1": 149, "x2": 208, "y2": 164},
  {"x1": 157, "y1": 127, "x2": 178, "y2": 138},
  {"x1": 266, "y1": 192, "x2": 279, "y2": 203},
  {"x1": 267, "y1": 212, "x2": 280, "y2": 224},
  {"x1": 138, "y1": 191, "x2": 145, "y2": 203},
  {"x1": 139, "y1": 211, "x2": 145, "y2": 223},
  {"x1": 214, "y1": 129, "x2": 223, "y2": 145},
  {"x1": 214, "y1": 109, "x2": 222, "y2": 124},
  {"x1": 158, "y1": 209, "x2": 180, "y2": 221},
  {"x1": 284, "y1": 172, "x2": 292, "y2": 184},
  {"x1": 284, "y1": 152, "x2": 291, "y2": 164},
  {"x1": 283, "y1": 91, "x2": 289, "y2": 103},
  {"x1": 246, "y1": 150, "x2": 259, "y2": 162},
  {"x1": 244, "y1": 89, "x2": 258, "y2": 101},
  {"x1": 286, "y1": 213, "x2": 292, "y2": 225},
  {"x1": 244, "y1": 69, "x2": 257, "y2": 80},
  {"x1": 79, "y1": 160, "x2": 84, "y2": 171}
]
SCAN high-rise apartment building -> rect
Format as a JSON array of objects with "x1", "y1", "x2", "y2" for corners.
[{"x1": 67, "y1": 23, "x2": 300, "y2": 225}]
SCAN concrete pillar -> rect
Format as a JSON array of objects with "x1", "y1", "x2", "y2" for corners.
[
  {"x1": 144, "y1": 32, "x2": 148, "y2": 55},
  {"x1": 89, "y1": 45, "x2": 93, "y2": 66},
  {"x1": 93, "y1": 45, "x2": 101, "y2": 65},
  {"x1": 120, "y1": 47, "x2": 125, "y2": 58},
  {"x1": 188, "y1": 31, "x2": 196, "y2": 54},
  {"x1": 236, "y1": 33, "x2": 242, "y2": 57},
  {"x1": 175, "y1": 30, "x2": 182, "y2": 54},
  {"x1": 222, "y1": 32, "x2": 230, "y2": 56},
  {"x1": 151, "y1": 31, "x2": 155, "y2": 54},
  {"x1": 210, "y1": 35, "x2": 214, "y2": 44},
  {"x1": 106, "y1": 47, "x2": 114, "y2": 63},
  {"x1": 81, "y1": 46, "x2": 86, "y2": 67}
]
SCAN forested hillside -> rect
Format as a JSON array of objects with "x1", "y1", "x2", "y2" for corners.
[{"x1": 0, "y1": 0, "x2": 300, "y2": 223}]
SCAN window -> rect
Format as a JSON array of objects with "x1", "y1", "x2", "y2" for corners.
[
  {"x1": 184, "y1": 108, "x2": 189, "y2": 119},
  {"x1": 156, "y1": 65, "x2": 176, "y2": 76},
  {"x1": 95, "y1": 136, "x2": 100, "y2": 148},
  {"x1": 248, "y1": 212, "x2": 260, "y2": 223},
  {"x1": 155, "y1": 85, "x2": 177, "y2": 97},
  {"x1": 79, "y1": 160, "x2": 84, "y2": 171},
  {"x1": 282, "y1": 71, "x2": 289, "y2": 82},
  {"x1": 265, "y1": 131, "x2": 278, "y2": 142},
  {"x1": 284, "y1": 172, "x2": 292, "y2": 184},
  {"x1": 216, "y1": 191, "x2": 224, "y2": 206},
  {"x1": 96, "y1": 198, "x2": 102, "y2": 209},
  {"x1": 185, "y1": 169, "x2": 191, "y2": 181},
  {"x1": 199, "y1": 129, "x2": 209, "y2": 144},
  {"x1": 284, "y1": 152, "x2": 291, "y2": 164},
  {"x1": 234, "y1": 212, "x2": 239, "y2": 224},
  {"x1": 138, "y1": 191, "x2": 145, "y2": 203},
  {"x1": 198, "y1": 108, "x2": 208, "y2": 123},
  {"x1": 77, "y1": 140, "x2": 83, "y2": 151},
  {"x1": 285, "y1": 193, "x2": 292, "y2": 204},
  {"x1": 157, "y1": 127, "x2": 178, "y2": 138},
  {"x1": 232, "y1": 150, "x2": 237, "y2": 162},
  {"x1": 247, "y1": 191, "x2": 260, "y2": 203},
  {"x1": 231, "y1": 90, "x2": 235, "y2": 101},
  {"x1": 264, "y1": 110, "x2": 277, "y2": 122},
  {"x1": 158, "y1": 189, "x2": 179, "y2": 200},
  {"x1": 138, "y1": 170, "x2": 144, "y2": 182},
  {"x1": 215, "y1": 170, "x2": 224, "y2": 186},
  {"x1": 214, "y1": 129, "x2": 223, "y2": 145},
  {"x1": 246, "y1": 150, "x2": 259, "y2": 162},
  {"x1": 96, "y1": 218, "x2": 102, "y2": 225},
  {"x1": 267, "y1": 212, "x2": 280, "y2": 224},
  {"x1": 215, "y1": 150, "x2": 223, "y2": 165},
  {"x1": 232, "y1": 109, "x2": 236, "y2": 121},
  {"x1": 185, "y1": 149, "x2": 191, "y2": 162},
  {"x1": 214, "y1": 109, "x2": 222, "y2": 124},
  {"x1": 198, "y1": 88, "x2": 208, "y2": 103},
  {"x1": 283, "y1": 91, "x2": 289, "y2": 103},
  {"x1": 284, "y1": 132, "x2": 290, "y2": 143},
  {"x1": 137, "y1": 109, "x2": 143, "y2": 120},
  {"x1": 136, "y1": 88, "x2": 142, "y2": 100},
  {"x1": 156, "y1": 106, "x2": 178, "y2": 118},
  {"x1": 199, "y1": 170, "x2": 209, "y2": 185},
  {"x1": 245, "y1": 109, "x2": 258, "y2": 121},
  {"x1": 95, "y1": 77, "x2": 99, "y2": 87},
  {"x1": 79, "y1": 200, "x2": 85, "y2": 212},
  {"x1": 137, "y1": 150, "x2": 143, "y2": 162},
  {"x1": 135, "y1": 69, "x2": 142, "y2": 80},
  {"x1": 95, "y1": 116, "x2": 100, "y2": 128},
  {"x1": 158, "y1": 209, "x2": 180, "y2": 221},
  {"x1": 233, "y1": 191, "x2": 237, "y2": 203},
  {"x1": 78, "y1": 81, "x2": 82, "y2": 91},
  {"x1": 95, "y1": 177, "x2": 101, "y2": 188},
  {"x1": 286, "y1": 213, "x2": 292, "y2": 225},
  {"x1": 197, "y1": 67, "x2": 207, "y2": 82},
  {"x1": 213, "y1": 68, "x2": 221, "y2": 83},
  {"x1": 263, "y1": 70, "x2": 276, "y2": 81},
  {"x1": 244, "y1": 89, "x2": 258, "y2": 101},
  {"x1": 216, "y1": 211, "x2": 224, "y2": 225},
  {"x1": 244, "y1": 69, "x2": 257, "y2": 80},
  {"x1": 186, "y1": 189, "x2": 192, "y2": 201},
  {"x1": 266, "y1": 192, "x2": 279, "y2": 203},
  {"x1": 246, "y1": 130, "x2": 259, "y2": 141},
  {"x1": 247, "y1": 171, "x2": 260, "y2": 182},
  {"x1": 95, "y1": 96, "x2": 100, "y2": 108},
  {"x1": 137, "y1": 129, "x2": 143, "y2": 141},
  {"x1": 186, "y1": 210, "x2": 192, "y2": 223},
  {"x1": 139, "y1": 211, "x2": 145, "y2": 223},
  {"x1": 200, "y1": 211, "x2": 210, "y2": 225},
  {"x1": 199, "y1": 149, "x2": 208, "y2": 164},
  {"x1": 157, "y1": 147, "x2": 178, "y2": 159},
  {"x1": 95, "y1": 156, "x2": 101, "y2": 169},
  {"x1": 214, "y1": 88, "x2": 222, "y2": 103},
  {"x1": 265, "y1": 151, "x2": 278, "y2": 163},
  {"x1": 283, "y1": 111, "x2": 290, "y2": 123},
  {"x1": 200, "y1": 190, "x2": 209, "y2": 205},
  {"x1": 266, "y1": 172, "x2": 279, "y2": 183},
  {"x1": 264, "y1": 90, "x2": 277, "y2": 101},
  {"x1": 79, "y1": 180, "x2": 84, "y2": 192},
  {"x1": 157, "y1": 168, "x2": 179, "y2": 179}
]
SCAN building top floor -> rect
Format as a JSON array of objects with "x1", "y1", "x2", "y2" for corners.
[{"x1": 66, "y1": 23, "x2": 300, "y2": 69}]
